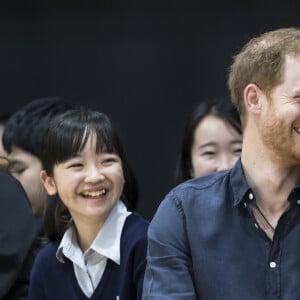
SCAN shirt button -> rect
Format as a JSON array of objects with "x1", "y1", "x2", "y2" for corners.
[
  {"x1": 297, "y1": 199, "x2": 300, "y2": 205},
  {"x1": 249, "y1": 193, "x2": 254, "y2": 200},
  {"x1": 269, "y1": 261, "x2": 277, "y2": 268},
  {"x1": 254, "y1": 223, "x2": 259, "y2": 229}
]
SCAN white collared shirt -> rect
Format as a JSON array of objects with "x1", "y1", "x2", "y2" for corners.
[{"x1": 56, "y1": 200, "x2": 131, "y2": 297}]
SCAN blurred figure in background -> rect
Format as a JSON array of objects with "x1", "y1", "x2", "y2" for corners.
[
  {"x1": 0, "y1": 166, "x2": 35, "y2": 299},
  {"x1": 3, "y1": 97, "x2": 75, "y2": 218},
  {"x1": 175, "y1": 96, "x2": 242, "y2": 185},
  {"x1": 0, "y1": 112, "x2": 12, "y2": 157},
  {"x1": 2, "y1": 97, "x2": 75, "y2": 299}
]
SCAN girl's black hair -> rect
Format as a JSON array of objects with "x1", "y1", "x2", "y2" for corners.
[
  {"x1": 41, "y1": 108, "x2": 138, "y2": 241},
  {"x1": 174, "y1": 96, "x2": 242, "y2": 185}
]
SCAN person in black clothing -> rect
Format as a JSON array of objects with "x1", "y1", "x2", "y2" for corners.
[
  {"x1": 0, "y1": 167, "x2": 35, "y2": 299},
  {"x1": 2, "y1": 97, "x2": 75, "y2": 299},
  {"x1": 0, "y1": 112, "x2": 12, "y2": 157}
]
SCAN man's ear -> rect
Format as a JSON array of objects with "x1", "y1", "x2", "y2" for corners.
[
  {"x1": 243, "y1": 83, "x2": 262, "y2": 115},
  {"x1": 40, "y1": 170, "x2": 57, "y2": 196}
]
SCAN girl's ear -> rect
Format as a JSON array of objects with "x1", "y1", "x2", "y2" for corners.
[
  {"x1": 40, "y1": 170, "x2": 57, "y2": 195},
  {"x1": 243, "y1": 83, "x2": 262, "y2": 115}
]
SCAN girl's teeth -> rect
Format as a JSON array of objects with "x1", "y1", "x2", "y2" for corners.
[{"x1": 83, "y1": 189, "x2": 106, "y2": 197}]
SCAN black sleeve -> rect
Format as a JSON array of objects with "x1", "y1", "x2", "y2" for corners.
[{"x1": 0, "y1": 169, "x2": 36, "y2": 299}]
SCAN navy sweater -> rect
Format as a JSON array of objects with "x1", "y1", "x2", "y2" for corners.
[{"x1": 28, "y1": 213, "x2": 148, "y2": 300}]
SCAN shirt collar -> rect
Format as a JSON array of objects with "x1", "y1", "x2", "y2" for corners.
[
  {"x1": 229, "y1": 158, "x2": 300, "y2": 207},
  {"x1": 90, "y1": 200, "x2": 130, "y2": 264},
  {"x1": 56, "y1": 200, "x2": 131, "y2": 265},
  {"x1": 56, "y1": 226, "x2": 78, "y2": 264},
  {"x1": 229, "y1": 158, "x2": 251, "y2": 207}
]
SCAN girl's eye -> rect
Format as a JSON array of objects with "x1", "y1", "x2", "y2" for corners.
[
  {"x1": 201, "y1": 151, "x2": 216, "y2": 156},
  {"x1": 103, "y1": 158, "x2": 116, "y2": 165},
  {"x1": 68, "y1": 163, "x2": 83, "y2": 168},
  {"x1": 102, "y1": 154, "x2": 120, "y2": 165}
]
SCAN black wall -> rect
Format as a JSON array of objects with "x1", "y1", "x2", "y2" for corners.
[{"x1": 1, "y1": 1, "x2": 300, "y2": 220}]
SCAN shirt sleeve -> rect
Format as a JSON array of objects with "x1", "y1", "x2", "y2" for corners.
[
  {"x1": 142, "y1": 193, "x2": 197, "y2": 299},
  {"x1": 0, "y1": 169, "x2": 36, "y2": 298}
]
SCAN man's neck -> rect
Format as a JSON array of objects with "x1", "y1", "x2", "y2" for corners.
[{"x1": 241, "y1": 146, "x2": 300, "y2": 226}]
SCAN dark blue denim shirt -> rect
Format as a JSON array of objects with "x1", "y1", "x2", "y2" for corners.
[{"x1": 142, "y1": 159, "x2": 300, "y2": 300}]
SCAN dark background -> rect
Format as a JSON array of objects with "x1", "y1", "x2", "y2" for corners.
[{"x1": 1, "y1": 0, "x2": 300, "y2": 220}]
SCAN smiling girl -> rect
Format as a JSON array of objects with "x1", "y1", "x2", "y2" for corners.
[{"x1": 28, "y1": 108, "x2": 148, "y2": 300}]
